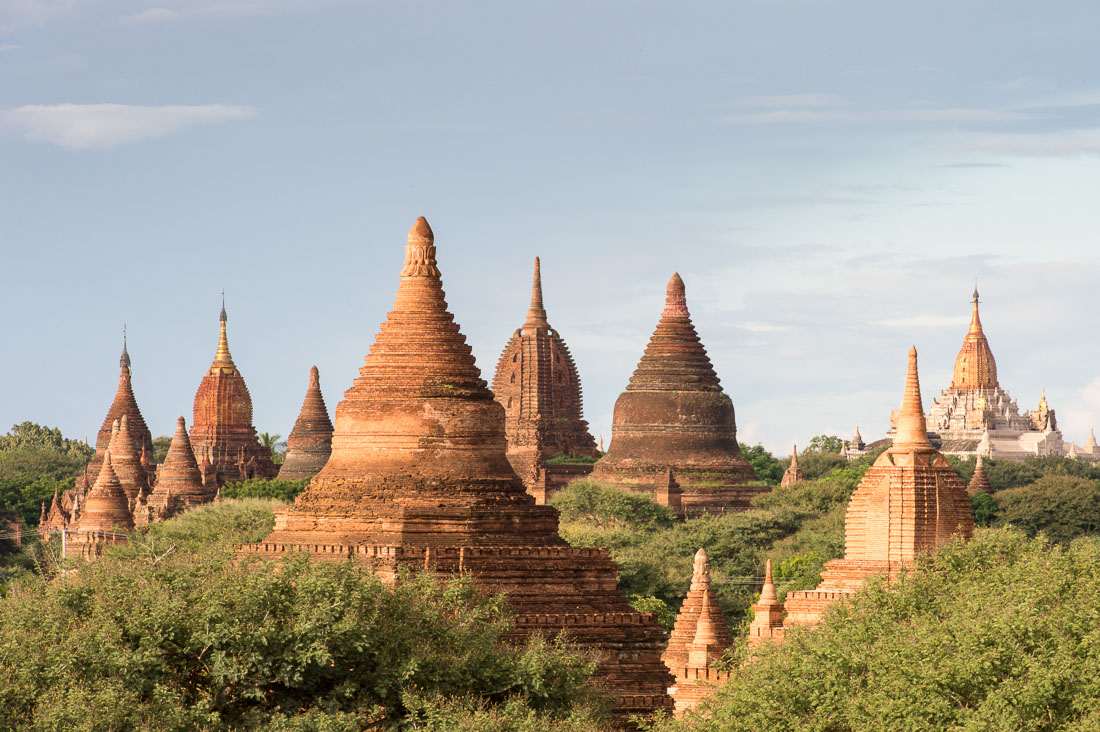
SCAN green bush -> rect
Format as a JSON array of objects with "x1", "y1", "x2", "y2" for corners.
[
  {"x1": 650, "y1": 529, "x2": 1100, "y2": 732},
  {"x1": 221, "y1": 478, "x2": 310, "y2": 502},
  {"x1": 740, "y1": 444, "x2": 783, "y2": 486},
  {"x1": 995, "y1": 474, "x2": 1100, "y2": 544}
]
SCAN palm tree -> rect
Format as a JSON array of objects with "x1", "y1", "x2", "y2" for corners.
[{"x1": 258, "y1": 432, "x2": 287, "y2": 464}]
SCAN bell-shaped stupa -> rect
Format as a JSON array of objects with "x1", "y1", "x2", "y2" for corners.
[
  {"x1": 277, "y1": 366, "x2": 334, "y2": 481},
  {"x1": 147, "y1": 417, "x2": 210, "y2": 520},
  {"x1": 190, "y1": 301, "x2": 278, "y2": 486},
  {"x1": 492, "y1": 257, "x2": 597, "y2": 500},
  {"x1": 243, "y1": 218, "x2": 674, "y2": 718},
  {"x1": 70, "y1": 451, "x2": 134, "y2": 559},
  {"x1": 592, "y1": 273, "x2": 762, "y2": 514},
  {"x1": 783, "y1": 346, "x2": 975, "y2": 627}
]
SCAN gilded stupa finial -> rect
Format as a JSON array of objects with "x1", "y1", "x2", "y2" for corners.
[{"x1": 212, "y1": 297, "x2": 235, "y2": 374}]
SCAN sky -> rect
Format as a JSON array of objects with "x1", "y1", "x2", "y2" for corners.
[{"x1": 2, "y1": 0, "x2": 1100, "y2": 456}]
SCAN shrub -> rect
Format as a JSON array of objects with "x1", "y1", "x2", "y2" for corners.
[
  {"x1": 221, "y1": 478, "x2": 310, "y2": 502},
  {"x1": 995, "y1": 474, "x2": 1100, "y2": 544}
]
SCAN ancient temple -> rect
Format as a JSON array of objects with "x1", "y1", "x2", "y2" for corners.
[
  {"x1": 190, "y1": 303, "x2": 278, "y2": 486},
  {"x1": 139, "y1": 417, "x2": 211, "y2": 524},
  {"x1": 68, "y1": 450, "x2": 134, "y2": 560},
  {"x1": 780, "y1": 347, "x2": 975, "y2": 628},
  {"x1": 591, "y1": 273, "x2": 762, "y2": 515},
  {"x1": 278, "y1": 366, "x2": 334, "y2": 481},
  {"x1": 85, "y1": 334, "x2": 156, "y2": 488},
  {"x1": 37, "y1": 489, "x2": 70, "y2": 542},
  {"x1": 968, "y1": 454, "x2": 992, "y2": 494},
  {"x1": 747, "y1": 559, "x2": 785, "y2": 646},
  {"x1": 897, "y1": 288, "x2": 1065, "y2": 460},
  {"x1": 491, "y1": 257, "x2": 597, "y2": 501},
  {"x1": 108, "y1": 416, "x2": 150, "y2": 504},
  {"x1": 663, "y1": 548, "x2": 734, "y2": 715},
  {"x1": 780, "y1": 446, "x2": 804, "y2": 486},
  {"x1": 240, "y1": 218, "x2": 673, "y2": 719}
]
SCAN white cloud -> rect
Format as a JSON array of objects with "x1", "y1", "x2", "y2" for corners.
[
  {"x1": 3, "y1": 103, "x2": 256, "y2": 149},
  {"x1": 868, "y1": 315, "x2": 965, "y2": 329},
  {"x1": 968, "y1": 129, "x2": 1100, "y2": 158},
  {"x1": 725, "y1": 105, "x2": 1028, "y2": 125},
  {"x1": 121, "y1": 7, "x2": 180, "y2": 23},
  {"x1": 0, "y1": 43, "x2": 21, "y2": 52}
]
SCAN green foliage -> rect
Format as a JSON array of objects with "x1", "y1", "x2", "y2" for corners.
[
  {"x1": 222, "y1": 478, "x2": 310, "y2": 502},
  {"x1": 0, "y1": 422, "x2": 93, "y2": 525},
  {"x1": 0, "y1": 501, "x2": 602, "y2": 731},
  {"x1": 550, "y1": 480, "x2": 676, "y2": 531},
  {"x1": 794, "y1": 450, "x2": 849, "y2": 480},
  {"x1": 971, "y1": 491, "x2": 997, "y2": 527},
  {"x1": 740, "y1": 444, "x2": 783, "y2": 486},
  {"x1": 152, "y1": 435, "x2": 172, "y2": 463},
  {"x1": 946, "y1": 454, "x2": 1100, "y2": 493},
  {"x1": 402, "y1": 692, "x2": 613, "y2": 731},
  {"x1": 651, "y1": 529, "x2": 1100, "y2": 732},
  {"x1": 806, "y1": 434, "x2": 844, "y2": 454},
  {"x1": 995, "y1": 475, "x2": 1100, "y2": 544},
  {"x1": 628, "y1": 595, "x2": 677, "y2": 631},
  {"x1": 0, "y1": 422, "x2": 93, "y2": 460},
  {"x1": 258, "y1": 431, "x2": 288, "y2": 465},
  {"x1": 544, "y1": 454, "x2": 600, "y2": 465}
]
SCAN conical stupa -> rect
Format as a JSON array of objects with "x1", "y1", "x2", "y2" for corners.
[
  {"x1": 780, "y1": 445, "x2": 804, "y2": 486},
  {"x1": 278, "y1": 366, "x2": 334, "y2": 481},
  {"x1": 70, "y1": 450, "x2": 134, "y2": 559},
  {"x1": 107, "y1": 416, "x2": 149, "y2": 503},
  {"x1": 492, "y1": 257, "x2": 597, "y2": 499},
  {"x1": 86, "y1": 333, "x2": 155, "y2": 486},
  {"x1": 662, "y1": 548, "x2": 734, "y2": 715},
  {"x1": 784, "y1": 346, "x2": 974, "y2": 627},
  {"x1": 190, "y1": 301, "x2": 278, "y2": 486},
  {"x1": 243, "y1": 218, "x2": 674, "y2": 718},
  {"x1": 148, "y1": 417, "x2": 210, "y2": 519},
  {"x1": 748, "y1": 559, "x2": 785, "y2": 646},
  {"x1": 968, "y1": 454, "x2": 993, "y2": 494},
  {"x1": 591, "y1": 273, "x2": 761, "y2": 514}
]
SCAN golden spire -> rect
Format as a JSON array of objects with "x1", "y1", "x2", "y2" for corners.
[
  {"x1": 968, "y1": 285, "x2": 983, "y2": 335},
  {"x1": 952, "y1": 284, "x2": 998, "y2": 389},
  {"x1": 211, "y1": 298, "x2": 236, "y2": 375},
  {"x1": 523, "y1": 256, "x2": 550, "y2": 330},
  {"x1": 893, "y1": 346, "x2": 931, "y2": 449}
]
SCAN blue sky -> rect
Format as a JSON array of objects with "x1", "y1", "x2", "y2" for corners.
[{"x1": 2, "y1": 0, "x2": 1100, "y2": 455}]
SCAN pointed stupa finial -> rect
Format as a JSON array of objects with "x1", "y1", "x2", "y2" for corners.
[
  {"x1": 401, "y1": 216, "x2": 440, "y2": 277},
  {"x1": 691, "y1": 547, "x2": 711, "y2": 591},
  {"x1": 523, "y1": 256, "x2": 550, "y2": 329},
  {"x1": 662, "y1": 272, "x2": 690, "y2": 318},
  {"x1": 760, "y1": 558, "x2": 778, "y2": 603},
  {"x1": 790, "y1": 444, "x2": 799, "y2": 469},
  {"x1": 968, "y1": 283, "x2": 984, "y2": 335},
  {"x1": 1087, "y1": 428, "x2": 1097, "y2": 450},
  {"x1": 309, "y1": 364, "x2": 319, "y2": 386},
  {"x1": 120, "y1": 325, "x2": 131, "y2": 369},
  {"x1": 212, "y1": 297, "x2": 235, "y2": 373},
  {"x1": 893, "y1": 346, "x2": 931, "y2": 449}
]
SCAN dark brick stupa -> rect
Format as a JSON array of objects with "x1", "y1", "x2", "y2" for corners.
[{"x1": 278, "y1": 366, "x2": 334, "y2": 481}]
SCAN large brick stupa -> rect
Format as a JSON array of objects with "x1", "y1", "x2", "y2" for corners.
[
  {"x1": 242, "y1": 218, "x2": 673, "y2": 719},
  {"x1": 591, "y1": 273, "x2": 763, "y2": 515},
  {"x1": 491, "y1": 257, "x2": 597, "y2": 499},
  {"x1": 84, "y1": 335, "x2": 156, "y2": 489},
  {"x1": 277, "y1": 366, "x2": 333, "y2": 481}
]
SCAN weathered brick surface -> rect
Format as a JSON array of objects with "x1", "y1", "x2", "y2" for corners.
[
  {"x1": 278, "y1": 366, "x2": 334, "y2": 481},
  {"x1": 492, "y1": 257, "x2": 597, "y2": 490},
  {"x1": 592, "y1": 273, "x2": 763, "y2": 514},
  {"x1": 69, "y1": 450, "x2": 133, "y2": 560},
  {"x1": 143, "y1": 417, "x2": 211, "y2": 522},
  {"x1": 190, "y1": 306, "x2": 278, "y2": 487},
  {"x1": 107, "y1": 415, "x2": 149, "y2": 504},
  {"x1": 241, "y1": 218, "x2": 674, "y2": 720},
  {"x1": 86, "y1": 338, "x2": 155, "y2": 487},
  {"x1": 969, "y1": 454, "x2": 992, "y2": 494}
]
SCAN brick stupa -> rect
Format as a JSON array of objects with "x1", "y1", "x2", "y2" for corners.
[
  {"x1": 144, "y1": 417, "x2": 210, "y2": 522},
  {"x1": 491, "y1": 257, "x2": 597, "y2": 500},
  {"x1": 780, "y1": 445, "x2": 804, "y2": 487},
  {"x1": 747, "y1": 559, "x2": 785, "y2": 647},
  {"x1": 85, "y1": 334, "x2": 155, "y2": 488},
  {"x1": 107, "y1": 416, "x2": 149, "y2": 504},
  {"x1": 591, "y1": 273, "x2": 762, "y2": 515},
  {"x1": 968, "y1": 454, "x2": 992, "y2": 494},
  {"x1": 278, "y1": 366, "x2": 334, "y2": 481},
  {"x1": 69, "y1": 451, "x2": 134, "y2": 560},
  {"x1": 662, "y1": 548, "x2": 734, "y2": 715},
  {"x1": 190, "y1": 303, "x2": 278, "y2": 486},
  {"x1": 242, "y1": 217, "x2": 674, "y2": 719},
  {"x1": 782, "y1": 346, "x2": 975, "y2": 627}
]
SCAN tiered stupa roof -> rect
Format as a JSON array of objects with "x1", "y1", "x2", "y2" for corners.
[
  {"x1": 278, "y1": 366, "x2": 334, "y2": 481},
  {"x1": 107, "y1": 416, "x2": 149, "y2": 503},
  {"x1": 242, "y1": 217, "x2": 674, "y2": 718},
  {"x1": 86, "y1": 335, "x2": 155, "y2": 486},
  {"x1": 148, "y1": 417, "x2": 210, "y2": 518},
  {"x1": 492, "y1": 257, "x2": 596, "y2": 493},
  {"x1": 68, "y1": 451, "x2": 134, "y2": 560},
  {"x1": 663, "y1": 548, "x2": 734, "y2": 714},
  {"x1": 592, "y1": 273, "x2": 761, "y2": 514},
  {"x1": 748, "y1": 559, "x2": 785, "y2": 646},
  {"x1": 951, "y1": 288, "x2": 998, "y2": 389},
  {"x1": 784, "y1": 347, "x2": 975, "y2": 627},
  {"x1": 190, "y1": 302, "x2": 278, "y2": 486}
]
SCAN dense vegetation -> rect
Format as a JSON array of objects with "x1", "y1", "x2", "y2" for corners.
[
  {"x1": 651, "y1": 529, "x2": 1100, "y2": 732},
  {"x1": 0, "y1": 422, "x2": 93, "y2": 527},
  {"x1": 221, "y1": 477, "x2": 311, "y2": 502},
  {"x1": 0, "y1": 500, "x2": 610, "y2": 731}
]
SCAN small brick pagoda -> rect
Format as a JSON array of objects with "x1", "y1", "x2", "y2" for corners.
[
  {"x1": 491, "y1": 257, "x2": 597, "y2": 501},
  {"x1": 747, "y1": 559, "x2": 785, "y2": 647},
  {"x1": 190, "y1": 303, "x2": 278, "y2": 486},
  {"x1": 84, "y1": 334, "x2": 156, "y2": 489},
  {"x1": 779, "y1": 346, "x2": 975, "y2": 628},
  {"x1": 968, "y1": 454, "x2": 992, "y2": 494},
  {"x1": 663, "y1": 548, "x2": 734, "y2": 715},
  {"x1": 241, "y1": 217, "x2": 674, "y2": 719},
  {"x1": 68, "y1": 450, "x2": 134, "y2": 560},
  {"x1": 138, "y1": 417, "x2": 211, "y2": 524},
  {"x1": 780, "y1": 445, "x2": 804, "y2": 486},
  {"x1": 278, "y1": 366, "x2": 334, "y2": 481},
  {"x1": 591, "y1": 273, "x2": 762, "y2": 515}
]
